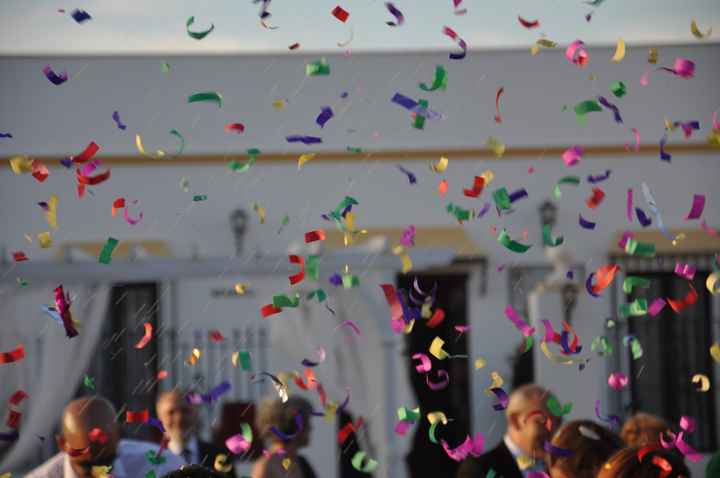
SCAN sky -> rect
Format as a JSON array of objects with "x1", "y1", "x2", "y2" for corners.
[{"x1": 0, "y1": 0, "x2": 718, "y2": 55}]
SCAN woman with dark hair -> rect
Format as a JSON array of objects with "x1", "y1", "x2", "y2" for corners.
[
  {"x1": 252, "y1": 396, "x2": 317, "y2": 478},
  {"x1": 597, "y1": 446, "x2": 691, "y2": 478},
  {"x1": 547, "y1": 420, "x2": 624, "y2": 478}
]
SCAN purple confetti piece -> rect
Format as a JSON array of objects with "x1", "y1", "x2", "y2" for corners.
[
  {"x1": 286, "y1": 135, "x2": 322, "y2": 144},
  {"x1": 579, "y1": 214, "x2": 596, "y2": 230},
  {"x1": 0, "y1": 132, "x2": 12, "y2": 138},
  {"x1": 660, "y1": 132, "x2": 671, "y2": 161},
  {"x1": 340, "y1": 91, "x2": 349, "y2": 98},
  {"x1": 477, "y1": 202, "x2": 491, "y2": 218},
  {"x1": 0, "y1": 430, "x2": 19, "y2": 442},
  {"x1": 37, "y1": 201, "x2": 50, "y2": 211},
  {"x1": 635, "y1": 208, "x2": 652, "y2": 227},
  {"x1": 684, "y1": 194, "x2": 705, "y2": 220},
  {"x1": 566, "y1": 270, "x2": 574, "y2": 280},
  {"x1": 70, "y1": 9, "x2": 92, "y2": 23},
  {"x1": 147, "y1": 418, "x2": 166, "y2": 433},
  {"x1": 203, "y1": 381, "x2": 231, "y2": 402},
  {"x1": 598, "y1": 96, "x2": 623, "y2": 124},
  {"x1": 397, "y1": 165, "x2": 417, "y2": 184},
  {"x1": 60, "y1": 158, "x2": 73, "y2": 168},
  {"x1": 544, "y1": 441, "x2": 573, "y2": 457},
  {"x1": 674, "y1": 120, "x2": 700, "y2": 139},
  {"x1": 490, "y1": 387, "x2": 509, "y2": 411},
  {"x1": 508, "y1": 188, "x2": 528, "y2": 204},
  {"x1": 42, "y1": 65, "x2": 68, "y2": 85},
  {"x1": 586, "y1": 273, "x2": 600, "y2": 298},
  {"x1": 595, "y1": 400, "x2": 621, "y2": 429},
  {"x1": 587, "y1": 170, "x2": 611, "y2": 183},
  {"x1": 385, "y1": 2, "x2": 405, "y2": 26},
  {"x1": 390, "y1": 93, "x2": 443, "y2": 120},
  {"x1": 316, "y1": 106, "x2": 334, "y2": 128},
  {"x1": 329, "y1": 273, "x2": 343, "y2": 286},
  {"x1": 649, "y1": 298, "x2": 667, "y2": 316},
  {"x1": 270, "y1": 413, "x2": 304, "y2": 441},
  {"x1": 112, "y1": 111, "x2": 127, "y2": 130}
]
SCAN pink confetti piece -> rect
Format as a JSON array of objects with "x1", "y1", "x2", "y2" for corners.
[
  {"x1": 626, "y1": 189, "x2": 633, "y2": 222},
  {"x1": 625, "y1": 128, "x2": 641, "y2": 152},
  {"x1": 684, "y1": 194, "x2": 705, "y2": 220},
  {"x1": 504, "y1": 305, "x2": 535, "y2": 336},
  {"x1": 565, "y1": 40, "x2": 589, "y2": 67},
  {"x1": 674, "y1": 262, "x2": 697, "y2": 280},
  {"x1": 648, "y1": 298, "x2": 667, "y2": 317},
  {"x1": 442, "y1": 26, "x2": 467, "y2": 60},
  {"x1": 412, "y1": 353, "x2": 432, "y2": 373},
  {"x1": 608, "y1": 372, "x2": 629, "y2": 390},
  {"x1": 562, "y1": 145, "x2": 583, "y2": 167}
]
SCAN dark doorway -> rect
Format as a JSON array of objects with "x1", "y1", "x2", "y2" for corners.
[{"x1": 397, "y1": 272, "x2": 471, "y2": 478}]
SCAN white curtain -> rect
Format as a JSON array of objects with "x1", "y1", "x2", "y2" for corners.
[{"x1": 0, "y1": 282, "x2": 110, "y2": 471}]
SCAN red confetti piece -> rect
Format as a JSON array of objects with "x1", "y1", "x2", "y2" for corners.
[
  {"x1": 71, "y1": 142, "x2": 100, "y2": 164},
  {"x1": 88, "y1": 427, "x2": 108, "y2": 444},
  {"x1": 338, "y1": 417, "x2": 364, "y2": 444},
  {"x1": 518, "y1": 16, "x2": 540, "y2": 29},
  {"x1": 304, "y1": 229, "x2": 326, "y2": 243},
  {"x1": 463, "y1": 176, "x2": 485, "y2": 198},
  {"x1": 8, "y1": 390, "x2": 28, "y2": 407},
  {"x1": 494, "y1": 87, "x2": 505, "y2": 123},
  {"x1": 12, "y1": 252, "x2": 28, "y2": 262},
  {"x1": 288, "y1": 255, "x2": 305, "y2": 285},
  {"x1": 209, "y1": 330, "x2": 225, "y2": 342},
  {"x1": 590, "y1": 264, "x2": 620, "y2": 295},
  {"x1": 332, "y1": 5, "x2": 349, "y2": 22},
  {"x1": 426, "y1": 309, "x2": 446, "y2": 328},
  {"x1": 111, "y1": 197, "x2": 125, "y2": 217},
  {"x1": 125, "y1": 409, "x2": 149, "y2": 423},
  {"x1": 666, "y1": 283, "x2": 698, "y2": 313},
  {"x1": 0, "y1": 345, "x2": 25, "y2": 365},
  {"x1": 6, "y1": 410, "x2": 21, "y2": 429},
  {"x1": 31, "y1": 160, "x2": 49, "y2": 182},
  {"x1": 438, "y1": 179, "x2": 448, "y2": 197},
  {"x1": 586, "y1": 187, "x2": 605, "y2": 209},
  {"x1": 157, "y1": 370, "x2": 168, "y2": 380},
  {"x1": 224, "y1": 123, "x2": 245, "y2": 134},
  {"x1": 261, "y1": 304, "x2": 282, "y2": 318},
  {"x1": 76, "y1": 168, "x2": 111, "y2": 186},
  {"x1": 133, "y1": 322, "x2": 153, "y2": 349}
]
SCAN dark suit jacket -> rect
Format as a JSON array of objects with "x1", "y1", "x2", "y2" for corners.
[
  {"x1": 197, "y1": 439, "x2": 234, "y2": 475},
  {"x1": 456, "y1": 442, "x2": 523, "y2": 478}
]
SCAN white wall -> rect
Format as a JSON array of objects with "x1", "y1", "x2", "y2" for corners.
[{"x1": 1, "y1": 44, "x2": 719, "y2": 476}]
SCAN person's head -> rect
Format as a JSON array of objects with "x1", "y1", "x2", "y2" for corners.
[
  {"x1": 597, "y1": 446, "x2": 690, "y2": 478},
  {"x1": 56, "y1": 396, "x2": 120, "y2": 478},
  {"x1": 256, "y1": 395, "x2": 314, "y2": 452},
  {"x1": 621, "y1": 413, "x2": 670, "y2": 447},
  {"x1": 548, "y1": 420, "x2": 624, "y2": 478},
  {"x1": 505, "y1": 384, "x2": 560, "y2": 457},
  {"x1": 156, "y1": 389, "x2": 198, "y2": 445}
]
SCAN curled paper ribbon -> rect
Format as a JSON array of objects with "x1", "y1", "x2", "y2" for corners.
[
  {"x1": 579, "y1": 214, "x2": 596, "y2": 230},
  {"x1": 419, "y1": 65, "x2": 447, "y2": 91},
  {"x1": 385, "y1": 2, "x2": 405, "y2": 26},
  {"x1": 518, "y1": 16, "x2": 539, "y2": 28},
  {"x1": 691, "y1": 374, "x2": 710, "y2": 392},
  {"x1": 43, "y1": 65, "x2": 68, "y2": 85},
  {"x1": 412, "y1": 353, "x2": 432, "y2": 373},
  {"x1": 442, "y1": 26, "x2": 467, "y2": 60},
  {"x1": 684, "y1": 194, "x2": 705, "y2": 220},
  {"x1": 316, "y1": 107, "x2": 334, "y2": 128},
  {"x1": 674, "y1": 262, "x2": 696, "y2": 280},
  {"x1": 225, "y1": 423, "x2": 253, "y2": 453},
  {"x1": 498, "y1": 229, "x2": 532, "y2": 253},
  {"x1": 565, "y1": 40, "x2": 589, "y2": 67},
  {"x1": 133, "y1": 323, "x2": 153, "y2": 349},
  {"x1": 186, "y1": 16, "x2": 215, "y2": 40},
  {"x1": 0, "y1": 345, "x2": 25, "y2": 365},
  {"x1": 505, "y1": 305, "x2": 535, "y2": 336},
  {"x1": 441, "y1": 433, "x2": 485, "y2": 461},
  {"x1": 490, "y1": 387, "x2": 509, "y2": 411},
  {"x1": 595, "y1": 399, "x2": 621, "y2": 429},
  {"x1": 494, "y1": 87, "x2": 505, "y2": 123},
  {"x1": 287, "y1": 135, "x2": 322, "y2": 145},
  {"x1": 188, "y1": 91, "x2": 223, "y2": 108},
  {"x1": 426, "y1": 369, "x2": 450, "y2": 390},
  {"x1": 351, "y1": 451, "x2": 379, "y2": 473},
  {"x1": 611, "y1": 38, "x2": 626, "y2": 63},
  {"x1": 587, "y1": 170, "x2": 611, "y2": 183}
]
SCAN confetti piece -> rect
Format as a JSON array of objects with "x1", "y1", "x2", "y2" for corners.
[
  {"x1": 625, "y1": 128, "x2": 640, "y2": 152},
  {"x1": 485, "y1": 137, "x2": 505, "y2": 158},
  {"x1": 188, "y1": 91, "x2": 223, "y2": 108},
  {"x1": 438, "y1": 179, "x2": 448, "y2": 197},
  {"x1": 332, "y1": 5, "x2": 350, "y2": 22},
  {"x1": 306, "y1": 58, "x2": 330, "y2": 76},
  {"x1": 224, "y1": 123, "x2": 245, "y2": 134},
  {"x1": 674, "y1": 262, "x2": 696, "y2": 280},
  {"x1": 37, "y1": 231, "x2": 52, "y2": 249},
  {"x1": 112, "y1": 111, "x2": 127, "y2": 130},
  {"x1": 586, "y1": 187, "x2": 605, "y2": 209},
  {"x1": 426, "y1": 369, "x2": 450, "y2": 390},
  {"x1": 70, "y1": 9, "x2": 91, "y2": 23},
  {"x1": 562, "y1": 146, "x2": 583, "y2": 167},
  {"x1": 429, "y1": 337, "x2": 450, "y2": 360},
  {"x1": 598, "y1": 96, "x2": 623, "y2": 124},
  {"x1": 574, "y1": 99, "x2": 602, "y2": 122},
  {"x1": 707, "y1": 272, "x2": 720, "y2": 295},
  {"x1": 157, "y1": 370, "x2": 168, "y2": 380},
  {"x1": 126, "y1": 409, "x2": 149, "y2": 423},
  {"x1": 351, "y1": 451, "x2": 378, "y2": 473},
  {"x1": 547, "y1": 395, "x2": 573, "y2": 417},
  {"x1": 287, "y1": 135, "x2": 322, "y2": 145},
  {"x1": 684, "y1": 194, "x2": 705, "y2": 220},
  {"x1": 397, "y1": 165, "x2": 417, "y2": 184},
  {"x1": 430, "y1": 156, "x2": 448, "y2": 173},
  {"x1": 442, "y1": 26, "x2": 467, "y2": 60},
  {"x1": 610, "y1": 81, "x2": 627, "y2": 98},
  {"x1": 385, "y1": 2, "x2": 405, "y2": 26},
  {"x1": 462, "y1": 176, "x2": 485, "y2": 198},
  {"x1": 186, "y1": 16, "x2": 214, "y2": 40},
  {"x1": 134, "y1": 323, "x2": 153, "y2": 349},
  {"x1": 288, "y1": 254, "x2": 305, "y2": 285},
  {"x1": 690, "y1": 20, "x2": 712, "y2": 39},
  {"x1": 619, "y1": 298, "x2": 648, "y2": 318},
  {"x1": 0, "y1": 345, "x2": 24, "y2": 365},
  {"x1": 42, "y1": 65, "x2": 68, "y2": 85},
  {"x1": 419, "y1": 65, "x2": 448, "y2": 92},
  {"x1": 505, "y1": 305, "x2": 535, "y2": 336},
  {"x1": 691, "y1": 374, "x2": 710, "y2": 392},
  {"x1": 493, "y1": 87, "x2": 505, "y2": 123},
  {"x1": 225, "y1": 423, "x2": 253, "y2": 453},
  {"x1": 490, "y1": 388, "x2": 509, "y2": 411},
  {"x1": 611, "y1": 38, "x2": 626, "y2": 62},
  {"x1": 642, "y1": 57, "x2": 695, "y2": 86},
  {"x1": 518, "y1": 16, "x2": 539, "y2": 29},
  {"x1": 587, "y1": 264, "x2": 620, "y2": 296},
  {"x1": 0, "y1": 132, "x2": 12, "y2": 138},
  {"x1": 566, "y1": 40, "x2": 589, "y2": 67},
  {"x1": 12, "y1": 252, "x2": 28, "y2": 262},
  {"x1": 711, "y1": 343, "x2": 720, "y2": 363},
  {"x1": 623, "y1": 276, "x2": 650, "y2": 294},
  {"x1": 297, "y1": 153, "x2": 317, "y2": 170},
  {"x1": 542, "y1": 224, "x2": 564, "y2": 247},
  {"x1": 316, "y1": 106, "x2": 334, "y2": 128},
  {"x1": 193, "y1": 195, "x2": 207, "y2": 202},
  {"x1": 498, "y1": 229, "x2": 532, "y2": 253},
  {"x1": 98, "y1": 237, "x2": 118, "y2": 264},
  {"x1": 161, "y1": 62, "x2": 170, "y2": 73},
  {"x1": 304, "y1": 229, "x2": 326, "y2": 243}
]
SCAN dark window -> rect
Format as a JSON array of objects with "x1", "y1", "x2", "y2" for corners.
[{"x1": 627, "y1": 271, "x2": 717, "y2": 451}]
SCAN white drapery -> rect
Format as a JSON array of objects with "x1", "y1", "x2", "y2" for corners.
[{"x1": 0, "y1": 282, "x2": 110, "y2": 471}]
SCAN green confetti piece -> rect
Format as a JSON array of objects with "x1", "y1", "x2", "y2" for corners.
[
  {"x1": 351, "y1": 451, "x2": 379, "y2": 473},
  {"x1": 486, "y1": 471, "x2": 496, "y2": 478},
  {"x1": 623, "y1": 336, "x2": 643, "y2": 360},
  {"x1": 553, "y1": 176, "x2": 581, "y2": 199},
  {"x1": 428, "y1": 422, "x2": 440, "y2": 444},
  {"x1": 497, "y1": 229, "x2": 532, "y2": 253},
  {"x1": 272, "y1": 294, "x2": 300, "y2": 308},
  {"x1": 412, "y1": 99, "x2": 428, "y2": 130},
  {"x1": 446, "y1": 203, "x2": 471, "y2": 222},
  {"x1": 342, "y1": 274, "x2": 359, "y2": 289},
  {"x1": 169, "y1": 129, "x2": 185, "y2": 156},
  {"x1": 492, "y1": 187, "x2": 512, "y2": 211},
  {"x1": 521, "y1": 335, "x2": 534, "y2": 353},
  {"x1": 574, "y1": 99, "x2": 602, "y2": 116},
  {"x1": 546, "y1": 395, "x2": 573, "y2": 417},
  {"x1": 98, "y1": 237, "x2": 118, "y2": 265},
  {"x1": 145, "y1": 449, "x2": 166, "y2": 465},
  {"x1": 193, "y1": 195, "x2": 207, "y2": 202},
  {"x1": 542, "y1": 224, "x2": 564, "y2": 247},
  {"x1": 591, "y1": 336, "x2": 613, "y2": 356},
  {"x1": 306, "y1": 58, "x2": 330, "y2": 76},
  {"x1": 346, "y1": 147, "x2": 363, "y2": 153},
  {"x1": 281, "y1": 214, "x2": 290, "y2": 226},
  {"x1": 306, "y1": 255, "x2": 320, "y2": 281},
  {"x1": 419, "y1": 65, "x2": 448, "y2": 92},
  {"x1": 83, "y1": 375, "x2": 95, "y2": 390},
  {"x1": 331, "y1": 196, "x2": 359, "y2": 219},
  {"x1": 229, "y1": 158, "x2": 256, "y2": 173},
  {"x1": 625, "y1": 238, "x2": 656, "y2": 257},
  {"x1": 306, "y1": 288, "x2": 327, "y2": 302},
  {"x1": 160, "y1": 62, "x2": 170, "y2": 73},
  {"x1": 188, "y1": 91, "x2": 222, "y2": 108},
  {"x1": 145, "y1": 471, "x2": 156, "y2": 478},
  {"x1": 185, "y1": 16, "x2": 215, "y2": 40},
  {"x1": 622, "y1": 276, "x2": 651, "y2": 294},
  {"x1": 610, "y1": 81, "x2": 627, "y2": 98},
  {"x1": 238, "y1": 351, "x2": 251, "y2": 370},
  {"x1": 397, "y1": 407, "x2": 421, "y2": 422},
  {"x1": 17, "y1": 278, "x2": 28, "y2": 287},
  {"x1": 619, "y1": 298, "x2": 648, "y2": 318}
]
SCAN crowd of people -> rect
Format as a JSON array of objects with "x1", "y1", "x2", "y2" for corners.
[{"x1": 22, "y1": 384, "x2": 717, "y2": 478}]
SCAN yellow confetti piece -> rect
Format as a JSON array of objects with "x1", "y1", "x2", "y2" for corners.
[
  {"x1": 392, "y1": 245, "x2": 413, "y2": 274},
  {"x1": 234, "y1": 283, "x2": 248, "y2": 295},
  {"x1": 297, "y1": 153, "x2": 317, "y2": 170},
  {"x1": 480, "y1": 169, "x2": 495, "y2": 185},
  {"x1": 474, "y1": 357, "x2": 487, "y2": 369},
  {"x1": 517, "y1": 455, "x2": 535, "y2": 470},
  {"x1": 214, "y1": 454, "x2": 232, "y2": 473},
  {"x1": 324, "y1": 402, "x2": 338, "y2": 423},
  {"x1": 484, "y1": 371, "x2": 504, "y2": 396},
  {"x1": 648, "y1": 47, "x2": 658, "y2": 64},
  {"x1": 671, "y1": 233, "x2": 687, "y2": 247},
  {"x1": 91, "y1": 466, "x2": 112, "y2": 478},
  {"x1": 282, "y1": 458, "x2": 292, "y2": 470},
  {"x1": 38, "y1": 231, "x2": 52, "y2": 249},
  {"x1": 711, "y1": 342, "x2": 720, "y2": 363},
  {"x1": 426, "y1": 411, "x2": 448, "y2": 424},
  {"x1": 186, "y1": 347, "x2": 201, "y2": 365},
  {"x1": 691, "y1": 19, "x2": 712, "y2": 39},
  {"x1": 430, "y1": 156, "x2": 448, "y2": 173},
  {"x1": 402, "y1": 319, "x2": 415, "y2": 334},
  {"x1": 708, "y1": 129, "x2": 720, "y2": 146},
  {"x1": 532, "y1": 38, "x2": 557, "y2": 55},
  {"x1": 135, "y1": 134, "x2": 166, "y2": 158},
  {"x1": 611, "y1": 37, "x2": 626, "y2": 63},
  {"x1": 421, "y1": 303, "x2": 432, "y2": 319},
  {"x1": 231, "y1": 351, "x2": 239, "y2": 367},
  {"x1": 46, "y1": 195, "x2": 58, "y2": 229},
  {"x1": 252, "y1": 202, "x2": 266, "y2": 224},
  {"x1": 707, "y1": 272, "x2": 720, "y2": 295},
  {"x1": 9, "y1": 156, "x2": 33, "y2": 175},
  {"x1": 272, "y1": 99, "x2": 286, "y2": 109},
  {"x1": 692, "y1": 373, "x2": 710, "y2": 392},
  {"x1": 429, "y1": 336, "x2": 449, "y2": 360},
  {"x1": 485, "y1": 137, "x2": 505, "y2": 158}
]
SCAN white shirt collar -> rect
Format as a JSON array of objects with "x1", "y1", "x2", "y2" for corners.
[
  {"x1": 503, "y1": 434, "x2": 524, "y2": 458},
  {"x1": 168, "y1": 436, "x2": 198, "y2": 462}
]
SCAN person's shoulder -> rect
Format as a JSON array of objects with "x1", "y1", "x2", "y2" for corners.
[
  {"x1": 118, "y1": 439, "x2": 185, "y2": 471},
  {"x1": 24, "y1": 452, "x2": 64, "y2": 478}
]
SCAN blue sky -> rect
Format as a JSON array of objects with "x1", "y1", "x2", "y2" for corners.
[{"x1": 0, "y1": 0, "x2": 717, "y2": 54}]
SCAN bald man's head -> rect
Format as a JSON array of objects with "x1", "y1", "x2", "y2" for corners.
[
  {"x1": 505, "y1": 384, "x2": 560, "y2": 459},
  {"x1": 57, "y1": 396, "x2": 120, "y2": 478}
]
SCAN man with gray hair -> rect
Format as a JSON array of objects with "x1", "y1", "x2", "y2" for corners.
[{"x1": 457, "y1": 384, "x2": 560, "y2": 478}]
